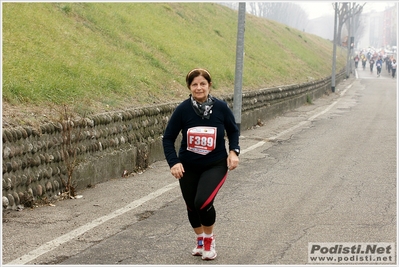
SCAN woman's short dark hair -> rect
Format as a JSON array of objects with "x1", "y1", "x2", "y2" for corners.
[{"x1": 185, "y1": 68, "x2": 212, "y2": 89}]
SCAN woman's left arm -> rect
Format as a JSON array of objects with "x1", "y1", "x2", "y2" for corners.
[{"x1": 222, "y1": 101, "x2": 240, "y2": 170}]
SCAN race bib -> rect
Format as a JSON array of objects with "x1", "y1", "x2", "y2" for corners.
[{"x1": 187, "y1": 127, "x2": 217, "y2": 155}]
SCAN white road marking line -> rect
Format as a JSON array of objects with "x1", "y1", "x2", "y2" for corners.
[
  {"x1": 241, "y1": 141, "x2": 266, "y2": 155},
  {"x1": 243, "y1": 83, "x2": 352, "y2": 152},
  {"x1": 6, "y1": 182, "x2": 179, "y2": 265}
]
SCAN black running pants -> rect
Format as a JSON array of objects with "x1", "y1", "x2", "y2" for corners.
[{"x1": 179, "y1": 158, "x2": 228, "y2": 228}]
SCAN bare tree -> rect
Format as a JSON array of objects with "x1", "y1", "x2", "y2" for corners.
[
  {"x1": 217, "y1": 2, "x2": 238, "y2": 10},
  {"x1": 245, "y1": 2, "x2": 308, "y2": 31},
  {"x1": 353, "y1": 10, "x2": 367, "y2": 48},
  {"x1": 219, "y1": 2, "x2": 369, "y2": 49},
  {"x1": 57, "y1": 105, "x2": 84, "y2": 198},
  {"x1": 335, "y1": 2, "x2": 365, "y2": 46}
]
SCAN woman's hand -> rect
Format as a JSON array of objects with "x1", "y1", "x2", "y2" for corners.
[
  {"x1": 227, "y1": 151, "x2": 239, "y2": 171},
  {"x1": 170, "y1": 163, "x2": 185, "y2": 179}
]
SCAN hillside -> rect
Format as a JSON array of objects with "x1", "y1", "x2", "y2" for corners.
[{"x1": 2, "y1": 2, "x2": 346, "y2": 128}]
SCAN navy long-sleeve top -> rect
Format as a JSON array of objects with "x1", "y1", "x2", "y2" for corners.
[{"x1": 162, "y1": 97, "x2": 240, "y2": 168}]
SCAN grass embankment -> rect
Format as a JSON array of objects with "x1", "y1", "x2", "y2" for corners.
[{"x1": 2, "y1": 2, "x2": 346, "y2": 126}]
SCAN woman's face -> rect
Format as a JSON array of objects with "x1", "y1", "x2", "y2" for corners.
[{"x1": 190, "y1": 75, "x2": 211, "y2": 103}]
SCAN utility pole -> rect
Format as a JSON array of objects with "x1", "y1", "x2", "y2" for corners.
[
  {"x1": 350, "y1": 4, "x2": 356, "y2": 73},
  {"x1": 233, "y1": 2, "x2": 245, "y2": 135},
  {"x1": 331, "y1": 2, "x2": 338, "y2": 93},
  {"x1": 346, "y1": 2, "x2": 352, "y2": 78}
]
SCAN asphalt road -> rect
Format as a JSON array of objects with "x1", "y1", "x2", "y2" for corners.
[{"x1": 2, "y1": 66, "x2": 396, "y2": 265}]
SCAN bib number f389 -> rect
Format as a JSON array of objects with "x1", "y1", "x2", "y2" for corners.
[{"x1": 187, "y1": 127, "x2": 217, "y2": 155}]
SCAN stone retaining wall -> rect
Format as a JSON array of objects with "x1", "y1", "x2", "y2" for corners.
[{"x1": 2, "y1": 69, "x2": 346, "y2": 210}]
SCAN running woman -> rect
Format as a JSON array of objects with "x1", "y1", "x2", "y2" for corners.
[{"x1": 162, "y1": 68, "x2": 240, "y2": 260}]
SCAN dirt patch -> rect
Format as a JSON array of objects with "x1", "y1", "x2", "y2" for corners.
[
  {"x1": 2, "y1": 101, "x2": 124, "y2": 129},
  {"x1": 2, "y1": 101, "x2": 55, "y2": 129}
]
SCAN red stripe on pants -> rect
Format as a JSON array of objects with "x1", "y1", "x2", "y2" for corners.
[{"x1": 200, "y1": 171, "x2": 228, "y2": 210}]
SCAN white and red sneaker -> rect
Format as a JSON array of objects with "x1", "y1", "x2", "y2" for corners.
[
  {"x1": 201, "y1": 236, "x2": 217, "y2": 260},
  {"x1": 192, "y1": 236, "x2": 203, "y2": 256}
]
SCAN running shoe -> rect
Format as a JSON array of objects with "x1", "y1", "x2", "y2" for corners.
[
  {"x1": 192, "y1": 236, "x2": 203, "y2": 256},
  {"x1": 202, "y1": 236, "x2": 217, "y2": 260}
]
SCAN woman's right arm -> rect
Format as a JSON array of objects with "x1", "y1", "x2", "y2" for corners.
[{"x1": 162, "y1": 106, "x2": 183, "y2": 169}]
